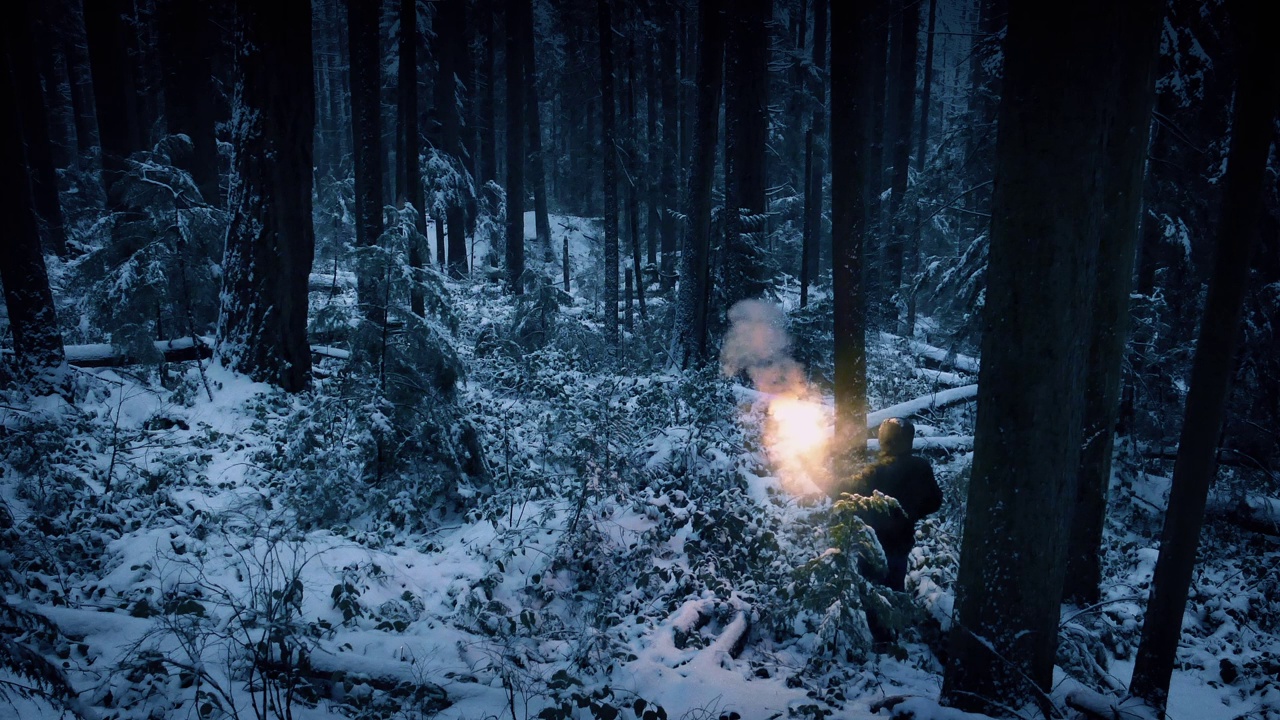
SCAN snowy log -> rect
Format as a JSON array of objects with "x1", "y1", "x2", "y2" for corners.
[
  {"x1": 880, "y1": 331, "x2": 980, "y2": 374},
  {"x1": 1064, "y1": 690, "x2": 1160, "y2": 720},
  {"x1": 869, "y1": 435, "x2": 974, "y2": 454},
  {"x1": 1207, "y1": 494, "x2": 1280, "y2": 537},
  {"x1": 62, "y1": 337, "x2": 213, "y2": 367},
  {"x1": 308, "y1": 270, "x2": 357, "y2": 294},
  {"x1": 867, "y1": 384, "x2": 978, "y2": 428}
]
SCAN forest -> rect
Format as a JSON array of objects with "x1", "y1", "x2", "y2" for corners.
[{"x1": 1, "y1": 0, "x2": 1277, "y2": 718}]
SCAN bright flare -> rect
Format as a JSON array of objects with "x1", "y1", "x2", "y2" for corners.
[{"x1": 764, "y1": 393, "x2": 832, "y2": 496}]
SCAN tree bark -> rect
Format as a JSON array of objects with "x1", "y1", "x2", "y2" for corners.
[
  {"x1": 157, "y1": 0, "x2": 221, "y2": 204},
  {"x1": 623, "y1": 17, "x2": 646, "y2": 319},
  {"x1": 1128, "y1": 8, "x2": 1275, "y2": 709},
  {"x1": 437, "y1": 0, "x2": 469, "y2": 279},
  {"x1": 477, "y1": 0, "x2": 497, "y2": 189},
  {"x1": 940, "y1": 0, "x2": 1123, "y2": 710},
  {"x1": 674, "y1": 0, "x2": 724, "y2": 367},
  {"x1": 349, "y1": 0, "x2": 388, "y2": 323},
  {"x1": 804, "y1": 0, "x2": 827, "y2": 287},
  {"x1": 658, "y1": 0, "x2": 680, "y2": 291},
  {"x1": 599, "y1": 0, "x2": 619, "y2": 345},
  {"x1": 905, "y1": 0, "x2": 936, "y2": 334},
  {"x1": 830, "y1": 0, "x2": 873, "y2": 479},
  {"x1": 1, "y1": 42, "x2": 68, "y2": 393},
  {"x1": 1062, "y1": 0, "x2": 1162, "y2": 607},
  {"x1": 505, "y1": 0, "x2": 525, "y2": 294},
  {"x1": 218, "y1": 0, "x2": 314, "y2": 393},
  {"x1": 884, "y1": 0, "x2": 919, "y2": 322},
  {"x1": 6, "y1": 0, "x2": 68, "y2": 257},
  {"x1": 84, "y1": 0, "x2": 143, "y2": 186},
  {"x1": 521, "y1": 0, "x2": 551, "y2": 255},
  {"x1": 722, "y1": 0, "x2": 772, "y2": 313}
]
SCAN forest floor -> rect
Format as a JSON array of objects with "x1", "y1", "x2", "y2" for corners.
[{"x1": 2, "y1": 214, "x2": 1278, "y2": 720}]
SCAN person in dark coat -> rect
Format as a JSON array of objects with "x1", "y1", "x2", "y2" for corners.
[{"x1": 829, "y1": 417, "x2": 942, "y2": 591}]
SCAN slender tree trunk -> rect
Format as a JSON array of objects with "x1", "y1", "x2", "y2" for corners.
[
  {"x1": 65, "y1": 29, "x2": 100, "y2": 165},
  {"x1": 157, "y1": 0, "x2": 220, "y2": 204},
  {"x1": 805, "y1": 0, "x2": 827, "y2": 284},
  {"x1": 396, "y1": 0, "x2": 427, "y2": 315},
  {"x1": 219, "y1": 0, "x2": 315, "y2": 393},
  {"x1": 599, "y1": 0, "x2": 619, "y2": 345},
  {"x1": 722, "y1": 0, "x2": 772, "y2": 312},
  {"x1": 830, "y1": 0, "x2": 872, "y2": 479},
  {"x1": 349, "y1": 0, "x2": 388, "y2": 324},
  {"x1": 674, "y1": 0, "x2": 724, "y2": 367},
  {"x1": 505, "y1": 0, "x2": 525, "y2": 294},
  {"x1": 884, "y1": 0, "x2": 919, "y2": 323},
  {"x1": 644, "y1": 21, "x2": 659, "y2": 271},
  {"x1": 438, "y1": 0, "x2": 469, "y2": 279},
  {"x1": 800, "y1": 128, "x2": 813, "y2": 308},
  {"x1": 1063, "y1": 0, "x2": 1162, "y2": 607},
  {"x1": 1, "y1": 43, "x2": 67, "y2": 393},
  {"x1": 941, "y1": 0, "x2": 1125, "y2": 710},
  {"x1": 1129, "y1": 11, "x2": 1275, "y2": 709},
  {"x1": 905, "y1": 0, "x2": 936, "y2": 335},
  {"x1": 658, "y1": 0, "x2": 680, "y2": 291},
  {"x1": 477, "y1": 0, "x2": 496, "y2": 188},
  {"x1": 863, "y1": 4, "x2": 888, "y2": 300},
  {"x1": 623, "y1": 22, "x2": 646, "y2": 318}
]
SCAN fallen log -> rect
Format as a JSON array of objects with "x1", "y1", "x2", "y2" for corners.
[
  {"x1": 867, "y1": 384, "x2": 978, "y2": 428},
  {"x1": 879, "y1": 331, "x2": 980, "y2": 375},
  {"x1": 52, "y1": 337, "x2": 353, "y2": 369},
  {"x1": 1207, "y1": 494, "x2": 1280, "y2": 536}
]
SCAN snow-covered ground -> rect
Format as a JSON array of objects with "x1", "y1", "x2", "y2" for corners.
[{"x1": 3, "y1": 215, "x2": 1277, "y2": 720}]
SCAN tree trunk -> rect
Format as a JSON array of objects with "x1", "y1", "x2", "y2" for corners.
[
  {"x1": 505, "y1": 0, "x2": 525, "y2": 294},
  {"x1": 84, "y1": 0, "x2": 143, "y2": 186},
  {"x1": 396, "y1": 0, "x2": 427, "y2": 313},
  {"x1": 438, "y1": 0, "x2": 468, "y2": 279},
  {"x1": 722, "y1": 0, "x2": 772, "y2": 313},
  {"x1": 521, "y1": 0, "x2": 551, "y2": 255},
  {"x1": 1062, "y1": 0, "x2": 1162, "y2": 607},
  {"x1": 658, "y1": 0, "x2": 680, "y2": 291},
  {"x1": 1128, "y1": 11, "x2": 1275, "y2": 709},
  {"x1": 674, "y1": 0, "x2": 724, "y2": 367},
  {"x1": 884, "y1": 0, "x2": 919, "y2": 323},
  {"x1": 218, "y1": 0, "x2": 314, "y2": 393},
  {"x1": 349, "y1": 0, "x2": 388, "y2": 324},
  {"x1": 829, "y1": 0, "x2": 873, "y2": 479},
  {"x1": 1, "y1": 43, "x2": 67, "y2": 393},
  {"x1": 940, "y1": 0, "x2": 1125, "y2": 710},
  {"x1": 804, "y1": 0, "x2": 827, "y2": 287},
  {"x1": 599, "y1": 0, "x2": 619, "y2": 346},
  {"x1": 905, "y1": 0, "x2": 936, "y2": 335},
  {"x1": 623, "y1": 20, "x2": 646, "y2": 319},
  {"x1": 863, "y1": 4, "x2": 888, "y2": 300},
  {"x1": 800, "y1": 127, "x2": 813, "y2": 308},
  {"x1": 644, "y1": 21, "x2": 658, "y2": 271},
  {"x1": 7, "y1": 0, "x2": 68, "y2": 257},
  {"x1": 157, "y1": 0, "x2": 220, "y2": 204},
  {"x1": 477, "y1": 0, "x2": 497, "y2": 188}
]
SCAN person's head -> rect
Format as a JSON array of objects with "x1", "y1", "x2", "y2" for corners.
[{"x1": 878, "y1": 417, "x2": 915, "y2": 457}]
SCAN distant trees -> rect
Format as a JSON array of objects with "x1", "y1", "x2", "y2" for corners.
[
  {"x1": 156, "y1": 0, "x2": 220, "y2": 204},
  {"x1": 505, "y1": 0, "x2": 526, "y2": 294},
  {"x1": 348, "y1": 0, "x2": 387, "y2": 324},
  {"x1": 598, "y1": 0, "x2": 620, "y2": 345},
  {"x1": 217, "y1": 0, "x2": 314, "y2": 392}
]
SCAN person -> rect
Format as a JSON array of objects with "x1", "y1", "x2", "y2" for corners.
[{"x1": 829, "y1": 417, "x2": 942, "y2": 592}]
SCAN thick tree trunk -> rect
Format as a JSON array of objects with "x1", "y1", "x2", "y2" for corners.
[
  {"x1": 1128, "y1": 12, "x2": 1275, "y2": 709},
  {"x1": 157, "y1": 0, "x2": 220, "y2": 204},
  {"x1": 7, "y1": 0, "x2": 68, "y2": 257},
  {"x1": 884, "y1": 0, "x2": 919, "y2": 322},
  {"x1": 722, "y1": 0, "x2": 772, "y2": 313},
  {"x1": 1063, "y1": 0, "x2": 1162, "y2": 607},
  {"x1": 505, "y1": 0, "x2": 525, "y2": 294},
  {"x1": 830, "y1": 0, "x2": 873, "y2": 479},
  {"x1": 940, "y1": 0, "x2": 1123, "y2": 710},
  {"x1": 218, "y1": 0, "x2": 314, "y2": 393},
  {"x1": 349, "y1": 0, "x2": 388, "y2": 324},
  {"x1": 599, "y1": 0, "x2": 619, "y2": 346},
  {"x1": 674, "y1": 0, "x2": 724, "y2": 367},
  {"x1": 1, "y1": 44, "x2": 68, "y2": 393}
]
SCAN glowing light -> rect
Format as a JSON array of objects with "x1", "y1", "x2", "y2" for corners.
[{"x1": 762, "y1": 392, "x2": 832, "y2": 496}]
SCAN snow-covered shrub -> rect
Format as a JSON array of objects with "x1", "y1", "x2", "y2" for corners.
[{"x1": 71, "y1": 136, "x2": 227, "y2": 358}]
